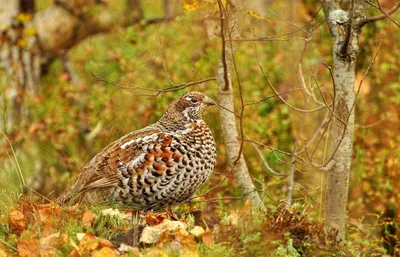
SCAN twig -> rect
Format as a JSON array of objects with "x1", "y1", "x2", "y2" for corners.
[
  {"x1": 254, "y1": 43, "x2": 328, "y2": 113},
  {"x1": 1, "y1": 131, "x2": 53, "y2": 203},
  {"x1": 355, "y1": 117, "x2": 385, "y2": 128},
  {"x1": 309, "y1": 111, "x2": 334, "y2": 159},
  {"x1": 361, "y1": 1, "x2": 400, "y2": 27},
  {"x1": 314, "y1": 40, "x2": 382, "y2": 168},
  {"x1": 217, "y1": 0, "x2": 230, "y2": 91},
  {"x1": 160, "y1": 50, "x2": 175, "y2": 87},
  {"x1": 236, "y1": 4, "x2": 323, "y2": 43},
  {"x1": 339, "y1": 0, "x2": 354, "y2": 57},
  {"x1": 243, "y1": 138, "x2": 309, "y2": 168},
  {"x1": 142, "y1": 16, "x2": 175, "y2": 26},
  {"x1": 310, "y1": 68, "x2": 346, "y2": 126},
  {"x1": 244, "y1": 88, "x2": 308, "y2": 107},
  {"x1": 189, "y1": 165, "x2": 237, "y2": 200},
  {"x1": 252, "y1": 143, "x2": 288, "y2": 177},
  {"x1": 216, "y1": 104, "x2": 240, "y2": 117},
  {"x1": 296, "y1": 111, "x2": 330, "y2": 155},
  {"x1": 0, "y1": 237, "x2": 17, "y2": 252},
  {"x1": 1, "y1": 131, "x2": 26, "y2": 187},
  {"x1": 92, "y1": 73, "x2": 216, "y2": 96},
  {"x1": 187, "y1": 196, "x2": 243, "y2": 204}
]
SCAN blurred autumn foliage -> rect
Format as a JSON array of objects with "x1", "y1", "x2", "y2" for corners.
[{"x1": 1, "y1": 0, "x2": 400, "y2": 256}]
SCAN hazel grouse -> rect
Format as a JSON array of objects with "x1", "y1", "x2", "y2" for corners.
[{"x1": 57, "y1": 92, "x2": 217, "y2": 210}]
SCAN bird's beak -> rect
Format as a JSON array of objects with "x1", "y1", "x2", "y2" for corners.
[{"x1": 204, "y1": 96, "x2": 216, "y2": 106}]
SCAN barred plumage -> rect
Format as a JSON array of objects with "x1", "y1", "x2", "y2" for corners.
[{"x1": 57, "y1": 92, "x2": 217, "y2": 210}]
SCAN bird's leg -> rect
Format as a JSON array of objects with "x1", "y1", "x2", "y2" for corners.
[
  {"x1": 132, "y1": 211, "x2": 140, "y2": 247},
  {"x1": 164, "y1": 206, "x2": 179, "y2": 220}
]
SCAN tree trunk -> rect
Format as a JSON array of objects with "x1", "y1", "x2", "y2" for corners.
[
  {"x1": 216, "y1": 0, "x2": 264, "y2": 210},
  {"x1": 1, "y1": 0, "x2": 145, "y2": 132},
  {"x1": 324, "y1": 52, "x2": 356, "y2": 242},
  {"x1": 126, "y1": 0, "x2": 143, "y2": 23},
  {"x1": 322, "y1": 0, "x2": 366, "y2": 241},
  {"x1": 0, "y1": 0, "x2": 41, "y2": 133}
]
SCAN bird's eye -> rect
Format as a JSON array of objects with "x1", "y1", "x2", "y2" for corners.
[{"x1": 185, "y1": 96, "x2": 199, "y2": 103}]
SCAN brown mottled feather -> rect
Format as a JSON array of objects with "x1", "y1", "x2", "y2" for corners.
[
  {"x1": 58, "y1": 128, "x2": 161, "y2": 203},
  {"x1": 57, "y1": 92, "x2": 217, "y2": 210}
]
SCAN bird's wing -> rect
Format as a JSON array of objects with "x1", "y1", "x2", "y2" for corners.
[{"x1": 69, "y1": 126, "x2": 164, "y2": 194}]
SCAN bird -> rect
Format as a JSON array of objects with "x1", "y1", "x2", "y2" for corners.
[{"x1": 57, "y1": 91, "x2": 217, "y2": 211}]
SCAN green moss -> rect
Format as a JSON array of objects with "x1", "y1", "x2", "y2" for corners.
[{"x1": 198, "y1": 243, "x2": 235, "y2": 257}]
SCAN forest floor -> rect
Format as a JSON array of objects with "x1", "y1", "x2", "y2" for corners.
[{"x1": 0, "y1": 199, "x2": 392, "y2": 257}]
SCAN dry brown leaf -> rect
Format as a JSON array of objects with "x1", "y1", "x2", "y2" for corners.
[
  {"x1": 0, "y1": 244, "x2": 12, "y2": 257},
  {"x1": 79, "y1": 233, "x2": 99, "y2": 253},
  {"x1": 176, "y1": 231, "x2": 199, "y2": 257},
  {"x1": 140, "y1": 226, "x2": 164, "y2": 244},
  {"x1": 38, "y1": 246, "x2": 56, "y2": 257},
  {"x1": 182, "y1": 0, "x2": 206, "y2": 11},
  {"x1": 37, "y1": 204, "x2": 61, "y2": 222},
  {"x1": 9, "y1": 210, "x2": 26, "y2": 235},
  {"x1": 81, "y1": 209, "x2": 97, "y2": 228},
  {"x1": 98, "y1": 237, "x2": 115, "y2": 249},
  {"x1": 246, "y1": 10, "x2": 265, "y2": 20},
  {"x1": 92, "y1": 247, "x2": 117, "y2": 257},
  {"x1": 0, "y1": 249, "x2": 6, "y2": 257},
  {"x1": 144, "y1": 213, "x2": 167, "y2": 226},
  {"x1": 101, "y1": 208, "x2": 131, "y2": 221},
  {"x1": 200, "y1": 229, "x2": 213, "y2": 248},
  {"x1": 156, "y1": 220, "x2": 187, "y2": 233},
  {"x1": 242, "y1": 200, "x2": 251, "y2": 213},
  {"x1": 39, "y1": 232, "x2": 60, "y2": 246},
  {"x1": 189, "y1": 226, "x2": 205, "y2": 237},
  {"x1": 70, "y1": 249, "x2": 80, "y2": 257},
  {"x1": 140, "y1": 219, "x2": 188, "y2": 244},
  {"x1": 76, "y1": 233, "x2": 86, "y2": 242},
  {"x1": 17, "y1": 239, "x2": 40, "y2": 257}
]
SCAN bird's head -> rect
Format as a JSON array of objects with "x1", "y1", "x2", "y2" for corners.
[{"x1": 158, "y1": 91, "x2": 216, "y2": 130}]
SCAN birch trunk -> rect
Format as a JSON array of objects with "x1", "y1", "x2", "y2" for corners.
[
  {"x1": 0, "y1": 0, "x2": 41, "y2": 133},
  {"x1": 1, "y1": 0, "x2": 144, "y2": 132},
  {"x1": 216, "y1": 0, "x2": 264, "y2": 210},
  {"x1": 322, "y1": 0, "x2": 366, "y2": 241}
]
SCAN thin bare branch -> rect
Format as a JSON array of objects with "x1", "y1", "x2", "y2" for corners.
[
  {"x1": 227, "y1": 27, "x2": 246, "y2": 165},
  {"x1": 285, "y1": 154, "x2": 296, "y2": 208},
  {"x1": 216, "y1": 104, "x2": 240, "y2": 117},
  {"x1": 315, "y1": 40, "x2": 382, "y2": 168},
  {"x1": 310, "y1": 68, "x2": 346, "y2": 126},
  {"x1": 355, "y1": 117, "x2": 385, "y2": 128},
  {"x1": 339, "y1": 0, "x2": 354, "y2": 57},
  {"x1": 361, "y1": 1, "x2": 400, "y2": 27},
  {"x1": 217, "y1": 0, "x2": 230, "y2": 91},
  {"x1": 243, "y1": 138, "x2": 309, "y2": 168},
  {"x1": 189, "y1": 164, "x2": 237, "y2": 200},
  {"x1": 254, "y1": 43, "x2": 328, "y2": 113},
  {"x1": 187, "y1": 196, "x2": 243, "y2": 204},
  {"x1": 92, "y1": 73, "x2": 216, "y2": 96},
  {"x1": 252, "y1": 143, "x2": 288, "y2": 177}
]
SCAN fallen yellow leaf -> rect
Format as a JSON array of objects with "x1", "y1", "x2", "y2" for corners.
[
  {"x1": 79, "y1": 233, "x2": 99, "y2": 253},
  {"x1": 246, "y1": 10, "x2": 265, "y2": 20},
  {"x1": 201, "y1": 229, "x2": 213, "y2": 248},
  {"x1": 182, "y1": 0, "x2": 206, "y2": 11},
  {"x1": 92, "y1": 247, "x2": 117, "y2": 257},
  {"x1": 9, "y1": 210, "x2": 26, "y2": 235},
  {"x1": 81, "y1": 209, "x2": 97, "y2": 228},
  {"x1": 17, "y1": 239, "x2": 40, "y2": 257},
  {"x1": 189, "y1": 226, "x2": 205, "y2": 237}
]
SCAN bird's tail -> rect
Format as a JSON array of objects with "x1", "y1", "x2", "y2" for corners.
[{"x1": 56, "y1": 190, "x2": 73, "y2": 204}]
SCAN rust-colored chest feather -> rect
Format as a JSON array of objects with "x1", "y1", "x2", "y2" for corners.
[
  {"x1": 57, "y1": 91, "x2": 217, "y2": 210},
  {"x1": 112, "y1": 120, "x2": 216, "y2": 210},
  {"x1": 58, "y1": 120, "x2": 216, "y2": 210}
]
